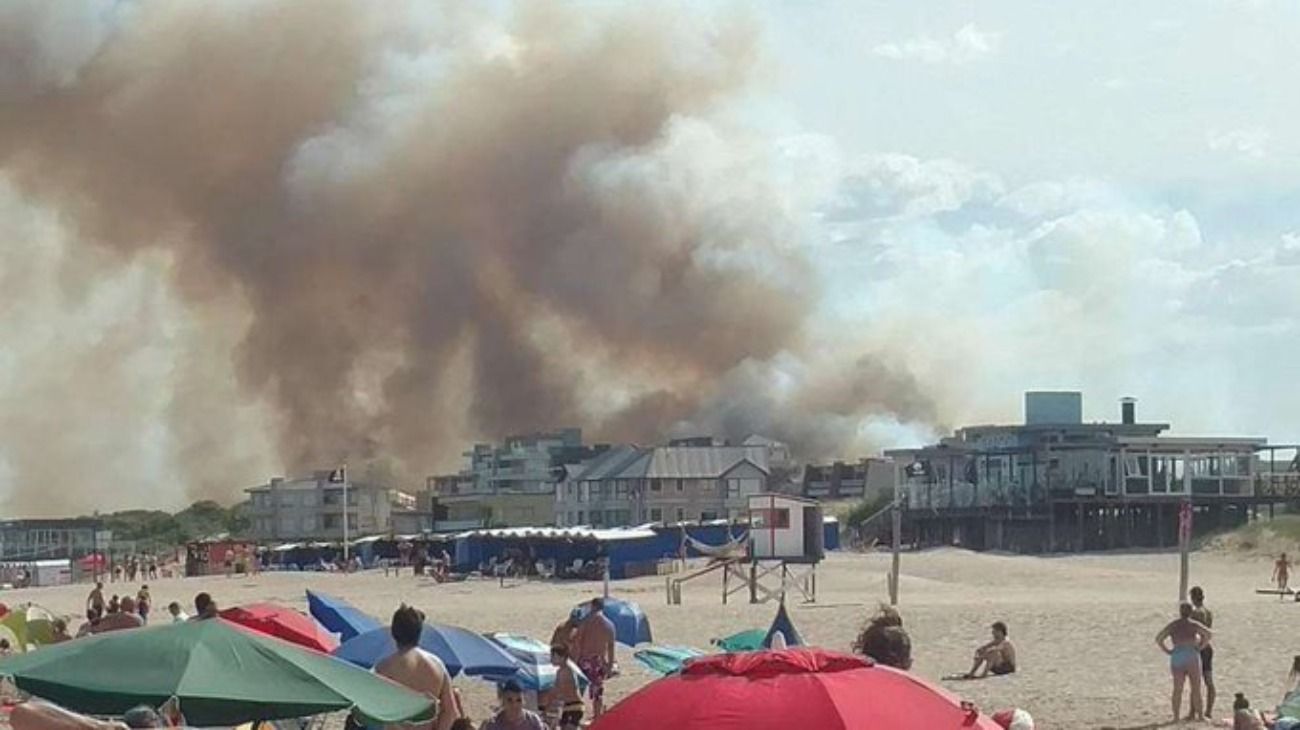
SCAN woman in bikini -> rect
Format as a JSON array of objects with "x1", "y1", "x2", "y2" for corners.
[{"x1": 1156, "y1": 602, "x2": 1213, "y2": 722}]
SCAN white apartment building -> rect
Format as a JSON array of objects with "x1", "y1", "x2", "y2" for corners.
[{"x1": 245, "y1": 471, "x2": 412, "y2": 541}]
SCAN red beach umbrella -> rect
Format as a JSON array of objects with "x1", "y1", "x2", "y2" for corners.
[
  {"x1": 591, "y1": 648, "x2": 1002, "y2": 730},
  {"x1": 220, "y1": 603, "x2": 339, "y2": 653}
]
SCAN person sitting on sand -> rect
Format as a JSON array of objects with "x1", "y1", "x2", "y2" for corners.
[
  {"x1": 1277, "y1": 554, "x2": 1293, "y2": 594},
  {"x1": 966, "y1": 621, "x2": 1016, "y2": 678},
  {"x1": 49, "y1": 618, "x2": 72, "y2": 644},
  {"x1": 168, "y1": 602, "x2": 188, "y2": 623},
  {"x1": 480, "y1": 681, "x2": 545, "y2": 730},
  {"x1": 1156, "y1": 602, "x2": 1213, "y2": 722},
  {"x1": 93, "y1": 597, "x2": 143, "y2": 633},
  {"x1": 191, "y1": 592, "x2": 219, "y2": 620},
  {"x1": 1233, "y1": 693, "x2": 1267, "y2": 730},
  {"x1": 852, "y1": 605, "x2": 912, "y2": 671}
]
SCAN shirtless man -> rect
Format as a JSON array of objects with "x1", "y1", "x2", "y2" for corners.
[
  {"x1": 1275, "y1": 553, "x2": 1292, "y2": 596},
  {"x1": 573, "y1": 598, "x2": 616, "y2": 719},
  {"x1": 86, "y1": 582, "x2": 106, "y2": 621},
  {"x1": 966, "y1": 621, "x2": 1017, "y2": 678},
  {"x1": 375, "y1": 605, "x2": 460, "y2": 730},
  {"x1": 93, "y1": 597, "x2": 144, "y2": 633},
  {"x1": 1156, "y1": 602, "x2": 1213, "y2": 722},
  {"x1": 1189, "y1": 586, "x2": 1216, "y2": 717}
]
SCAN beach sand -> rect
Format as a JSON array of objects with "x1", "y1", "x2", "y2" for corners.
[{"x1": 1, "y1": 548, "x2": 1290, "y2": 729}]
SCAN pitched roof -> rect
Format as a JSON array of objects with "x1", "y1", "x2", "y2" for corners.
[{"x1": 571, "y1": 445, "x2": 770, "y2": 481}]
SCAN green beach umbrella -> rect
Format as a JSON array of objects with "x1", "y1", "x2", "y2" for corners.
[
  {"x1": 711, "y1": 629, "x2": 766, "y2": 653},
  {"x1": 0, "y1": 619, "x2": 435, "y2": 727}
]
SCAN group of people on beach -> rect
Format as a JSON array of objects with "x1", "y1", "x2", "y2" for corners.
[
  {"x1": 366, "y1": 597, "x2": 616, "y2": 730},
  {"x1": 107, "y1": 555, "x2": 161, "y2": 583}
]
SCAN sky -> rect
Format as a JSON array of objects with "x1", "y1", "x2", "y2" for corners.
[
  {"x1": 753, "y1": 0, "x2": 1300, "y2": 436},
  {"x1": 0, "y1": 1, "x2": 1297, "y2": 511}
]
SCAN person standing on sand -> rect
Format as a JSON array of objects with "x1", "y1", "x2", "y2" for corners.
[
  {"x1": 550, "y1": 616, "x2": 577, "y2": 656},
  {"x1": 375, "y1": 605, "x2": 461, "y2": 730},
  {"x1": 87, "y1": 582, "x2": 106, "y2": 621},
  {"x1": 573, "y1": 598, "x2": 616, "y2": 719},
  {"x1": 1189, "y1": 586, "x2": 1216, "y2": 717},
  {"x1": 136, "y1": 585, "x2": 151, "y2": 625},
  {"x1": 1276, "y1": 554, "x2": 1292, "y2": 595},
  {"x1": 550, "y1": 644, "x2": 584, "y2": 730},
  {"x1": 1156, "y1": 602, "x2": 1213, "y2": 722}
]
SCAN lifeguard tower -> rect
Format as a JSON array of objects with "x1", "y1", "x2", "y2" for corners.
[
  {"x1": 729, "y1": 493, "x2": 822, "y2": 604},
  {"x1": 665, "y1": 493, "x2": 824, "y2": 605}
]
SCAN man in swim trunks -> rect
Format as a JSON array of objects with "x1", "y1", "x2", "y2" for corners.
[
  {"x1": 966, "y1": 621, "x2": 1017, "y2": 678},
  {"x1": 1190, "y1": 586, "x2": 1216, "y2": 717},
  {"x1": 573, "y1": 598, "x2": 616, "y2": 719},
  {"x1": 1156, "y1": 601, "x2": 1213, "y2": 722}
]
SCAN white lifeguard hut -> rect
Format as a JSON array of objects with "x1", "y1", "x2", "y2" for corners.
[{"x1": 728, "y1": 493, "x2": 823, "y2": 604}]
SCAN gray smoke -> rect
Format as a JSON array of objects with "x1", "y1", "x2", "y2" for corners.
[{"x1": 0, "y1": 1, "x2": 937, "y2": 512}]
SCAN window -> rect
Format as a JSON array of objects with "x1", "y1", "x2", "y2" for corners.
[
  {"x1": 675, "y1": 507, "x2": 685, "y2": 522},
  {"x1": 577, "y1": 511, "x2": 586, "y2": 524},
  {"x1": 614, "y1": 481, "x2": 631, "y2": 499},
  {"x1": 674, "y1": 479, "x2": 684, "y2": 492},
  {"x1": 278, "y1": 492, "x2": 296, "y2": 507},
  {"x1": 726, "y1": 478, "x2": 761, "y2": 498},
  {"x1": 323, "y1": 515, "x2": 341, "y2": 530},
  {"x1": 649, "y1": 508, "x2": 663, "y2": 522},
  {"x1": 650, "y1": 479, "x2": 662, "y2": 492},
  {"x1": 752, "y1": 508, "x2": 790, "y2": 529},
  {"x1": 700, "y1": 510, "x2": 719, "y2": 521}
]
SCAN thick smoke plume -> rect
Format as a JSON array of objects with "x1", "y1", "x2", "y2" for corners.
[{"x1": 0, "y1": 1, "x2": 936, "y2": 512}]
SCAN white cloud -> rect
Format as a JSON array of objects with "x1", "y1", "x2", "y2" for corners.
[
  {"x1": 808, "y1": 148, "x2": 1300, "y2": 441},
  {"x1": 1207, "y1": 127, "x2": 1270, "y2": 160},
  {"x1": 873, "y1": 23, "x2": 1000, "y2": 65}
]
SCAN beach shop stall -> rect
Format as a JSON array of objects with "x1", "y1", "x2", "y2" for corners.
[
  {"x1": 184, "y1": 537, "x2": 257, "y2": 576},
  {"x1": 454, "y1": 526, "x2": 673, "y2": 579}
]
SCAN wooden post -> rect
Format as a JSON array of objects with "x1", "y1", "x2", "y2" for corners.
[
  {"x1": 749, "y1": 561, "x2": 757, "y2": 604},
  {"x1": 1178, "y1": 498, "x2": 1192, "y2": 602},
  {"x1": 890, "y1": 462, "x2": 902, "y2": 606}
]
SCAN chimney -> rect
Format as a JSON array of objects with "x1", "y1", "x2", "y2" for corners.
[{"x1": 1120, "y1": 397, "x2": 1136, "y2": 425}]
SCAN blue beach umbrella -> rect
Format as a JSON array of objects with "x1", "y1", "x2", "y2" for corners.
[
  {"x1": 763, "y1": 601, "x2": 803, "y2": 648},
  {"x1": 485, "y1": 633, "x2": 588, "y2": 692},
  {"x1": 571, "y1": 597, "x2": 652, "y2": 647},
  {"x1": 334, "y1": 622, "x2": 519, "y2": 678},
  {"x1": 306, "y1": 590, "x2": 382, "y2": 643}
]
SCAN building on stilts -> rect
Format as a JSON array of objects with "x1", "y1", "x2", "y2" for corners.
[{"x1": 886, "y1": 392, "x2": 1300, "y2": 553}]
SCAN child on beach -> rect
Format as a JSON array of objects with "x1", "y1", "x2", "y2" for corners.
[
  {"x1": 1232, "y1": 693, "x2": 1266, "y2": 730},
  {"x1": 550, "y1": 645, "x2": 584, "y2": 730}
]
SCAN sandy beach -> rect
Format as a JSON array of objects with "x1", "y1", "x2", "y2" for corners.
[{"x1": 1, "y1": 548, "x2": 1290, "y2": 729}]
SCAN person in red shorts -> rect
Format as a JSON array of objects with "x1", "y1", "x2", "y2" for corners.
[{"x1": 573, "y1": 598, "x2": 616, "y2": 719}]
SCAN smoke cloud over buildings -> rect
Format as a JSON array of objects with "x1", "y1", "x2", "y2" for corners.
[{"x1": 0, "y1": 1, "x2": 936, "y2": 512}]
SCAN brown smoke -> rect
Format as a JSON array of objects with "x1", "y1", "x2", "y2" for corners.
[{"x1": 0, "y1": 1, "x2": 936, "y2": 512}]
